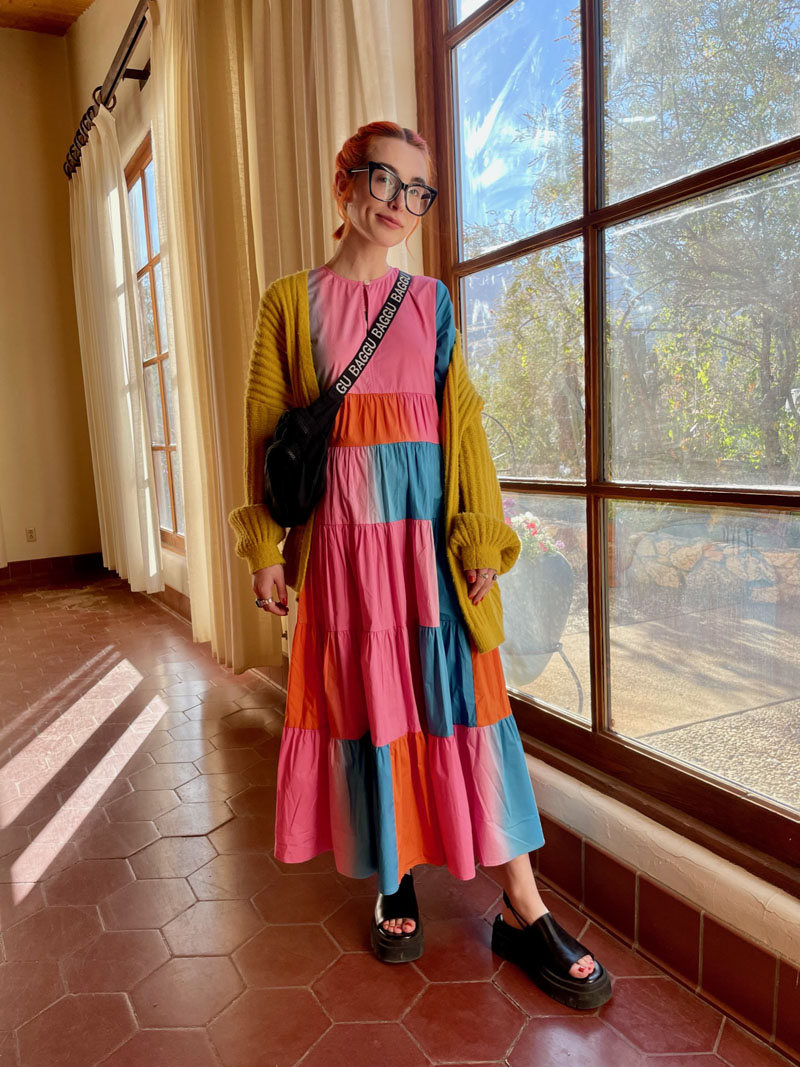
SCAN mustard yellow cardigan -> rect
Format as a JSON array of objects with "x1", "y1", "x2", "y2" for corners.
[{"x1": 228, "y1": 269, "x2": 520, "y2": 654}]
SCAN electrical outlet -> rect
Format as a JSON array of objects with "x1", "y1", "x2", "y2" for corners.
[{"x1": 25, "y1": 528, "x2": 36, "y2": 542}]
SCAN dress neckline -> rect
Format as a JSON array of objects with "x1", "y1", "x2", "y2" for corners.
[{"x1": 319, "y1": 263, "x2": 397, "y2": 286}]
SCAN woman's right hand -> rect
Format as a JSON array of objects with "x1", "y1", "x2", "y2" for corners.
[{"x1": 252, "y1": 564, "x2": 289, "y2": 615}]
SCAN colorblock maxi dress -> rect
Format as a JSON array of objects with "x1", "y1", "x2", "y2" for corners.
[{"x1": 273, "y1": 264, "x2": 544, "y2": 895}]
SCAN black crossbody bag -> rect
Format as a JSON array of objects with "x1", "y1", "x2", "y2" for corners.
[{"x1": 263, "y1": 269, "x2": 412, "y2": 528}]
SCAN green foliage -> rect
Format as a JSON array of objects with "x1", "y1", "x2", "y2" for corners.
[{"x1": 462, "y1": 0, "x2": 800, "y2": 487}]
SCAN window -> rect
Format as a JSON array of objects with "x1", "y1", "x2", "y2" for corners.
[
  {"x1": 125, "y1": 134, "x2": 185, "y2": 551},
  {"x1": 415, "y1": 0, "x2": 800, "y2": 879}
]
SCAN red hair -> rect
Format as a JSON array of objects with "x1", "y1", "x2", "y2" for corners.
[{"x1": 332, "y1": 121, "x2": 434, "y2": 251}]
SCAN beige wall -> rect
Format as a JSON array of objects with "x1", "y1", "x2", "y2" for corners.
[
  {"x1": 0, "y1": 0, "x2": 417, "y2": 580},
  {"x1": 0, "y1": 27, "x2": 97, "y2": 567},
  {"x1": 0, "y1": 1, "x2": 154, "y2": 571}
]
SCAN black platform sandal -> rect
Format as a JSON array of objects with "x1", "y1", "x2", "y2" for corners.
[
  {"x1": 370, "y1": 871, "x2": 424, "y2": 964},
  {"x1": 491, "y1": 889, "x2": 612, "y2": 1010}
]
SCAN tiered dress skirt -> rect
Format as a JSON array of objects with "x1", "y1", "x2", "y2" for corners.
[{"x1": 273, "y1": 266, "x2": 544, "y2": 895}]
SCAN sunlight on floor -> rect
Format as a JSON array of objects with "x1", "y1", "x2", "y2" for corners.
[{"x1": 6, "y1": 667, "x2": 174, "y2": 900}]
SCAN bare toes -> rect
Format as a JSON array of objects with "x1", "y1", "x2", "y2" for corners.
[{"x1": 569, "y1": 954, "x2": 595, "y2": 978}]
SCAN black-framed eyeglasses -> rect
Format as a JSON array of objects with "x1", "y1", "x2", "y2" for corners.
[{"x1": 347, "y1": 160, "x2": 438, "y2": 216}]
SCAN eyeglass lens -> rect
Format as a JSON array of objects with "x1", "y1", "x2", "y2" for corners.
[{"x1": 370, "y1": 166, "x2": 434, "y2": 216}]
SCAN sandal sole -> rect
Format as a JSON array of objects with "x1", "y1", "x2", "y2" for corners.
[
  {"x1": 370, "y1": 920, "x2": 424, "y2": 963},
  {"x1": 491, "y1": 916, "x2": 612, "y2": 1010}
]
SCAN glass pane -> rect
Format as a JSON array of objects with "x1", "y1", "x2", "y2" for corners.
[
  {"x1": 609, "y1": 501, "x2": 800, "y2": 813},
  {"x1": 128, "y1": 177, "x2": 148, "y2": 271},
  {"x1": 144, "y1": 364, "x2": 165, "y2": 446},
  {"x1": 172, "y1": 447, "x2": 185, "y2": 536},
  {"x1": 604, "y1": 1, "x2": 800, "y2": 204},
  {"x1": 454, "y1": 0, "x2": 488, "y2": 22},
  {"x1": 162, "y1": 356, "x2": 176, "y2": 445},
  {"x1": 499, "y1": 492, "x2": 589, "y2": 721},
  {"x1": 145, "y1": 160, "x2": 160, "y2": 256},
  {"x1": 605, "y1": 164, "x2": 800, "y2": 489},
  {"x1": 154, "y1": 261, "x2": 168, "y2": 354},
  {"x1": 153, "y1": 449, "x2": 173, "y2": 531},
  {"x1": 138, "y1": 272, "x2": 157, "y2": 360},
  {"x1": 454, "y1": 0, "x2": 582, "y2": 260},
  {"x1": 463, "y1": 239, "x2": 585, "y2": 480}
]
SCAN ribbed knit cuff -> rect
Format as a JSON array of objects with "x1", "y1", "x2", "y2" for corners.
[
  {"x1": 448, "y1": 512, "x2": 521, "y2": 575},
  {"x1": 228, "y1": 504, "x2": 286, "y2": 574}
]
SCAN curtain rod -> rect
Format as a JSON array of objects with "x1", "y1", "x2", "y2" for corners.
[{"x1": 63, "y1": 0, "x2": 151, "y2": 179}]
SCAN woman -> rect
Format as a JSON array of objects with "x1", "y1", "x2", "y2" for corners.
[{"x1": 228, "y1": 121, "x2": 610, "y2": 1011}]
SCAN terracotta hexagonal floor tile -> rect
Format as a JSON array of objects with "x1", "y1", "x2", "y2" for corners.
[
  {"x1": 163, "y1": 680, "x2": 216, "y2": 696},
  {"x1": 62, "y1": 929, "x2": 169, "y2": 992},
  {"x1": 508, "y1": 1017, "x2": 648, "y2": 1066},
  {"x1": 493, "y1": 958, "x2": 583, "y2": 1017},
  {"x1": 130, "y1": 956, "x2": 243, "y2": 1026},
  {"x1": 98, "y1": 877, "x2": 194, "y2": 929},
  {"x1": 229, "y1": 693, "x2": 284, "y2": 713},
  {"x1": 162, "y1": 899, "x2": 263, "y2": 955},
  {"x1": 324, "y1": 896, "x2": 374, "y2": 952},
  {"x1": 226, "y1": 785, "x2": 276, "y2": 817},
  {"x1": 43, "y1": 858, "x2": 134, "y2": 905},
  {"x1": 128, "y1": 762, "x2": 198, "y2": 791},
  {"x1": 188, "y1": 852, "x2": 279, "y2": 899},
  {"x1": 312, "y1": 952, "x2": 426, "y2": 1021},
  {"x1": 76, "y1": 821, "x2": 159, "y2": 859},
  {"x1": 404, "y1": 981, "x2": 525, "y2": 1062},
  {"x1": 300, "y1": 1022, "x2": 430, "y2": 1067},
  {"x1": 0, "y1": 826, "x2": 29, "y2": 859},
  {"x1": 601, "y1": 976, "x2": 723, "y2": 1054},
  {"x1": 195, "y1": 749, "x2": 262, "y2": 775},
  {"x1": 150, "y1": 739, "x2": 214, "y2": 763},
  {"x1": 0, "y1": 881, "x2": 45, "y2": 926},
  {"x1": 241, "y1": 759, "x2": 278, "y2": 786},
  {"x1": 334, "y1": 869, "x2": 379, "y2": 897},
  {"x1": 717, "y1": 1020, "x2": 793, "y2": 1067},
  {"x1": 209, "y1": 727, "x2": 268, "y2": 748},
  {"x1": 167, "y1": 719, "x2": 220, "y2": 740},
  {"x1": 252, "y1": 871, "x2": 349, "y2": 923},
  {"x1": 175, "y1": 771, "x2": 249, "y2": 803},
  {"x1": 16, "y1": 992, "x2": 136, "y2": 1067},
  {"x1": 0, "y1": 960, "x2": 64, "y2": 1028},
  {"x1": 96, "y1": 1028, "x2": 219, "y2": 1067},
  {"x1": 234, "y1": 924, "x2": 340, "y2": 986},
  {"x1": 209, "y1": 815, "x2": 274, "y2": 853},
  {"x1": 128, "y1": 835, "x2": 216, "y2": 878},
  {"x1": 0, "y1": 1030, "x2": 18, "y2": 1066},
  {"x1": 415, "y1": 866, "x2": 502, "y2": 922},
  {"x1": 3, "y1": 905, "x2": 102, "y2": 960},
  {"x1": 413, "y1": 917, "x2": 497, "y2": 983},
  {"x1": 271, "y1": 851, "x2": 337, "y2": 875},
  {"x1": 208, "y1": 987, "x2": 329, "y2": 1067},
  {"x1": 103, "y1": 789, "x2": 179, "y2": 823},
  {"x1": 0, "y1": 839, "x2": 81, "y2": 882},
  {"x1": 0, "y1": 791, "x2": 60, "y2": 828},
  {"x1": 154, "y1": 801, "x2": 234, "y2": 837}
]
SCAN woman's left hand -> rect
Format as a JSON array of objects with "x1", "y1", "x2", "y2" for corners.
[{"x1": 465, "y1": 567, "x2": 497, "y2": 605}]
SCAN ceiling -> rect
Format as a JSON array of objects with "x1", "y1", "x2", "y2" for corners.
[{"x1": 0, "y1": 0, "x2": 96, "y2": 36}]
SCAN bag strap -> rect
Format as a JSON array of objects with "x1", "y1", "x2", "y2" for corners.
[{"x1": 322, "y1": 269, "x2": 412, "y2": 401}]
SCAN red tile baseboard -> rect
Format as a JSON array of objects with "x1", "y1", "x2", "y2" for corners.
[
  {"x1": 535, "y1": 813, "x2": 800, "y2": 1066},
  {"x1": 0, "y1": 552, "x2": 105, "y2": 585}
]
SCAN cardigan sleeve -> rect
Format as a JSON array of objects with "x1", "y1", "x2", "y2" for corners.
[
  {"x1": 227, "y1": 283, "x2": 294, "y2": 574},
  {"x1": 446, "y1": 329, "x2": 521, "y2": 576}
]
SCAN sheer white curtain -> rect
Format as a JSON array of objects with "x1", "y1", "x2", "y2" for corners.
[
  {"x1": 147, "y1": 0, "x2": 416, "y2": 672},
  {"x1": 246, "y1": 0, "x2": 416, "y2": 658},
  {"x1": 68, "y1": 105, "x2": 163, "y2": 593},
  {"x1": 149, "y1": 0, "x2": 278, "y2": 672}
]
